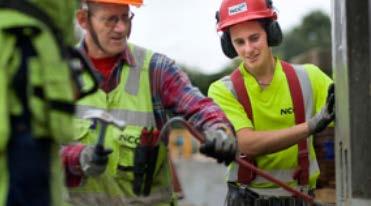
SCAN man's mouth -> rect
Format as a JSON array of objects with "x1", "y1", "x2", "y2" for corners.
[
  {"x1": 110, "y1": 36, "x2": 125, "y2": 41},
  {"x1": 247, "y1": 54, "x2": 258, "y2": 63}
]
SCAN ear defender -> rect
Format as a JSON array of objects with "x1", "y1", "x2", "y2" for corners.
[
  {"x1": 215, "y1": 0, "x2": 283, "y2": 59},
  {"x1": 216, "y1": 11, "x2": 238, "y2": 59},
  {"x1": 220, "y1": 31, "x2": 238, "y2": 59},
  {"x1": 266, "y1": 20, "x2": 283, "y2": 47},
  {"x1": 218, "y1": 20, "x2": 283, "y2": 59},
  {"x1": 265, "y1": 0, "x2": 283, "y2": 46}
]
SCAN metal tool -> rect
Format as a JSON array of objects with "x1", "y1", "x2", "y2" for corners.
[
  {"x1": 159, "y1": 117, "x2": 326, "y2": 206},
  {"x1": 82, "y1": 109, "x2": 126, "y2": 164}
]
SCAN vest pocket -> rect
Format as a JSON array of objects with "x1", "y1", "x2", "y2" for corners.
[
  {"x1": 116, "y1": 145, "x2": 136, "y2": 181},
  {"x1": 114, "y1": 126, "x2": 141, "y2": 181},
  {"x1": 114, "y1": 127, "x2": 169, "y2": 191},
  {"x1": 73, "y1": 117, "x2": 94, "y2": 143}
]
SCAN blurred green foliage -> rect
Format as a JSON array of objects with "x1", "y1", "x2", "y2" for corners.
[
  {"x1": 182, "y1": 59, "x2": 238, "y2": 95},
  {"x1": 273, "y1": 10, "x2": 331, "y2": 60},
  {"x1": 183, "y1": 10, "x2": 331, "y2": 95}
]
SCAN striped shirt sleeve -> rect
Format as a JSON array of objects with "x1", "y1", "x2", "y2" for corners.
[{"x1": 149, "y1": 53, "x2": 233, "y2": 132}]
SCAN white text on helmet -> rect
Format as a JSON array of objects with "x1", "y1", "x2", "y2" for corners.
[{"x1": 228, "y1": 2, "x2": 248, "y2": 16}]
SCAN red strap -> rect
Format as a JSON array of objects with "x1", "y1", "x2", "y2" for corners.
[
  {"x1": 231, "y1": 69, "x2": 256, "y2": 184},
  {"x1": 281, "y1": 61, "x2": 309, "y2": 186},
  {"x1": 231, "y1": 69, "x2": 253, "y2": 121},
  {"x1": 231, "y1": 62, "x2": 309, "y2": 185}
]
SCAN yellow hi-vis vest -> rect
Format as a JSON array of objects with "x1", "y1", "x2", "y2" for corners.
[
  {"x1": 0, "y1": 9, "x2": 76, "y2": 206},
  {"x1": 213, "y1": 62, "x2": 321, "y2": 196},
  {"x1": 69, "y1": 44, "x2": 174, "y2": 206}
]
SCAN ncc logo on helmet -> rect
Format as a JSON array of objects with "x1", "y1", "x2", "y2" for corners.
[{"x1": 228, "y1": 2, "x2": 248, "y2": 16}]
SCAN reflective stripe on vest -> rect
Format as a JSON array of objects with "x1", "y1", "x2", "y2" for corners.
[
  {"x1": 76, "y1": 44, "x2": 156, "y2": 128},
  {"x1": 282, "y1": 61, "x2": 309, "y2": 186},
  {"x1": 69, "y1": 186, "x2": 173, "y2": 206},
  {"x1": 125, "y1": 45, "x2": 146, "y2": 95},
  {"x1": 222, "y1": 63, "x2": 319, "y2": 189},
  {"x1": 76, "y1": 46, "x2": 155, "y2": 128},
  {"x1": 76, "y1": 105, "x2": 155, "y2": 127},
  {"x1": 71, "y1": 44, "x2": 172, "y2": 202}
]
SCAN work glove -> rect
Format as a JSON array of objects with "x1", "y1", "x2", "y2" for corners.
[
  {"x1": 308, "y1": 83, "x2": 335, "y2": 134},
  {"x1": 79, "y1": 145, "x2": 112, "y2": 176},
  {"x1": 199, "y1": 128, "x2": 237, "y2": 165}
]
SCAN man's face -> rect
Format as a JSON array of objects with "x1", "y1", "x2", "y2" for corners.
[
  {"x1": 86, "y1": 3, "x2": 132, "y2": 57},
  {"x1": 229, "y1": 20, "x2": 271, "y2": 70}
]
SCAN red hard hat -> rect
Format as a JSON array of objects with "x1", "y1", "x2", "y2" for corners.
[{"x1": 217, "y1": 0, "x2": 277, "y2": 31}]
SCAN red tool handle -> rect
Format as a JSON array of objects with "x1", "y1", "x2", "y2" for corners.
[{"x1": 235, "y1": 158, "x2": 314, "y2": 203}]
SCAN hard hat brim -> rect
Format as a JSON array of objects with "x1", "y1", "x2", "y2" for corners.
[
  {"x1": 86, "y1": 0, "x2": 143, "y2": 7},
  {"x1": 217, "y1": 10, "x2": 277, "y2": 32}
]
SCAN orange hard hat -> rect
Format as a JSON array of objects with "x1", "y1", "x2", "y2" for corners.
[
  {"x1": 217, "y1": 0, "x2": 277, "y2": 31},
  {"x1": 85, "y1": 0, "x2": 143, "y2": 7}
]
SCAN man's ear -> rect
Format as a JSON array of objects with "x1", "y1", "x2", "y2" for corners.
[{"x1": 76, "y1": 9, "x2": 89, "y2": 30}]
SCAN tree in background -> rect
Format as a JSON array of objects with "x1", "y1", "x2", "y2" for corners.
[
  {"x1": 183, "y1": 60, "x2": 238, "y2": 95},
  {"x1": 273, "y1": 10, "x2": 331, "y2": 60},
  {"x1": 184, "y1": 10, "x2": 331, "y2": 95}
]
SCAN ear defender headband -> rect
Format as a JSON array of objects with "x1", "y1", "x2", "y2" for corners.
[{"x1": 216, "y1": 0, "x2": 283, "y2": 59}]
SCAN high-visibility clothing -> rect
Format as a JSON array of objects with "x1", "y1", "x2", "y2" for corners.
[
  {"x1": 0, "y1": 11, "x2": 76, "y2": 147},
  {"x1": 0, "y1": 5, "x2": 77, "y2": 206},
  {"x1": 208, "y1": 58, "x2": 333, "y2": 196},
  {"x1": 31, "y1": 0, "x2": 78, "y2": 46},
  {"x1": 68, "y1": 43, "x2": 174, "y2": 206}
]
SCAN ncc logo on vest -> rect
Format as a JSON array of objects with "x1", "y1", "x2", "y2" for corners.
[
  {"x1": 280, "y1": 107, "x2": 293, "y2": 115},
  {"x1": 119, "y1": 134, "x2": 140, "y2": 145}
]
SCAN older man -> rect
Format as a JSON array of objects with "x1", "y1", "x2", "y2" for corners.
[{"x1": 61, "y1": 0, "x2": 238, "y2": 206}]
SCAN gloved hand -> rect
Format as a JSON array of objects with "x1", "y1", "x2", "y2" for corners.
[
  {"x1": 308, "y1": 83, "x2": 335, "y2": 134},
  {"x1": 199, "y1": 128, "x2": 237, "y2": 165},
  {"x1": 79, "y1": 145, "x2": 112, "y2": 176}
]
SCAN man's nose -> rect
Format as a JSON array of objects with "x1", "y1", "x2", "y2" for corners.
[
  {"x1": 244, "y1": 42, "x2": 255, "y2": 54},
  {"x1": 113, "y1": 20, "x2": 128, "y2": 33}
]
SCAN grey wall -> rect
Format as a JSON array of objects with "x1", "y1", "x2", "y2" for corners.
[{"x1": 332, "y1": 0, "x2": 371, "y2": 205}]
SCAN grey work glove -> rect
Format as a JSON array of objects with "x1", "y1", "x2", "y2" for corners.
[
  {"x1": 199, "y1": 128, "x2": 237, "y2": 165},
  {"x1": 308, "y1": 83, "x2": 335, "y2": 134},
  {"x1": 80, "y1": 145, "x2": 112, "y2": 176}
]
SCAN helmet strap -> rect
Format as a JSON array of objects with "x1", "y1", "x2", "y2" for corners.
[{"x1": 86, "y1": 10, "x2": 110, "y2": 55}]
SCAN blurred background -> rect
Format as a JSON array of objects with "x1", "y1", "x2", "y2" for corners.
[
  {"x1": 130, "y1": 0, "x2": 331, "y2": 74},
  {"x1": 130, "y1": 0, "x2": 332, "y2": 95},
  {"x1": 129, "y1": 1, "x2": 334, "y2": 205}
]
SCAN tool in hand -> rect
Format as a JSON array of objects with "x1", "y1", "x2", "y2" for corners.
[
  {"x1": 159, "y1": 117, "x2": 325, "y2": 206},
  {"x1": 82, "y1": 109, "x2": 126, "y2": 165}
]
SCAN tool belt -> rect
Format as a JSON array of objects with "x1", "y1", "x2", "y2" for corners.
[
  {"x1": 226, "y1": 183, "x2": 313, "y2": 206},
  {"x1": 133, "y1": 128, "x2": 161, "y2": 196}
]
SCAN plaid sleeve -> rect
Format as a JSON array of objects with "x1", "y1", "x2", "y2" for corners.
[{"x1": 150, "y1": 53, "x2": 233, "y2": 132}]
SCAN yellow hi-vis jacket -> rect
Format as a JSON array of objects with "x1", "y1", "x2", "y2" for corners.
[
  {"x1": 68, "y1": 44, "x2": 175, "y2": 206},
  {"x1": 0, "y1": 7, "x2": 76, "y2": 206}
]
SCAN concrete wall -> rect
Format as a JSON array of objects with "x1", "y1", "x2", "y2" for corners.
[{"x1": 332, "y1": 0, "x2": 371, "y2": 205}]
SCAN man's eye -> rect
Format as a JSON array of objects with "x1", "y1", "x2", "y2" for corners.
[
  {"x1": 235, "y1": 40, "x2": 245, "y2": 46},
  {"x1": 250, "y1": 35, "x2": 259, "y2": 42},
  {"x1": 107, "y1": 16, "x2": 118, "y2": 24}
]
